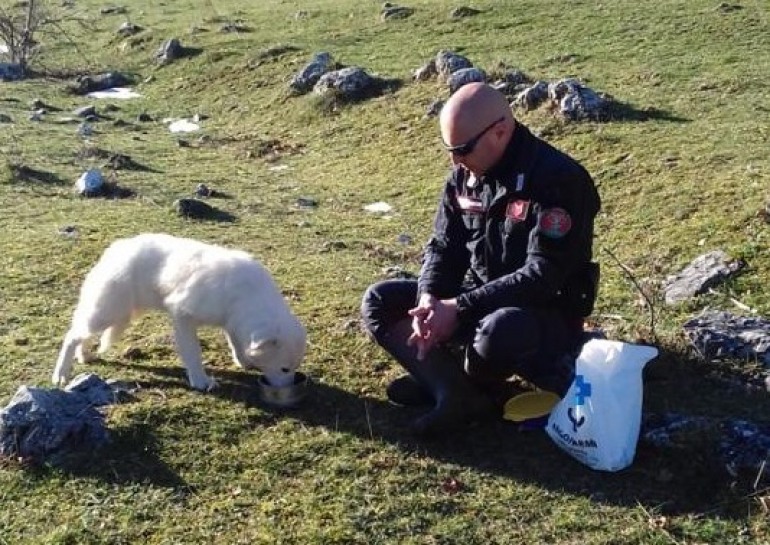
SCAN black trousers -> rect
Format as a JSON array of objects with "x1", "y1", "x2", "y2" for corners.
[{"x1": 361, "y1": 279, "x2": 584, "y2": 396}]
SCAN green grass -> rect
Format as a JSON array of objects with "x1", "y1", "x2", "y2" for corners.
[{"x1": 1, "y1": 0, "x2": 769, "y2": 543}]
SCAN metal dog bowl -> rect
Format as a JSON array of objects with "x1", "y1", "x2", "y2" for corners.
[{"x1": 256, "y1": 372, "x2": 309, "y2": 408}]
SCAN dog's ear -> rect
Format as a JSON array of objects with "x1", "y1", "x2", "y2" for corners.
[{"x1": 246, "y1": 337, "x2": 279, "y2": 358}]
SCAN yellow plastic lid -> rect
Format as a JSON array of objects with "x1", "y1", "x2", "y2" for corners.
[{"x1": 502, "y1": 390, "x2": 561, "y2": 422}]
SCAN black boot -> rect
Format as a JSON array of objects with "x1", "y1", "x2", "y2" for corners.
[
  {"x1": 386, "y1": 375, "x2": 433, "y2": 407},
  {"x1": 407, "y1": 349, "x2": 499, "y2": 437}
]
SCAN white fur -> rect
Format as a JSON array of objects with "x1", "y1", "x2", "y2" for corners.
[{"x1": 52, "y1": 233, "x2": 307, "y2": 391}]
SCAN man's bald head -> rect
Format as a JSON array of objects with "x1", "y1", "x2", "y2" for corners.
[{"x1": 439, "y1": 83, "x2": 515, "y2": 174}]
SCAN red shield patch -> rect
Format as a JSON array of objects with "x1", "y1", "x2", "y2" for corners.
[
  {"x1": 506, "y1": 199, "x2": 530, "y2": 221},
  {"x1": 538, "y1": 208, "x2": 572, "y2": 238}
]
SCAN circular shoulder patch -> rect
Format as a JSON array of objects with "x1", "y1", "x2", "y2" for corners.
[{"x1": 538, "y1": 207, "x2": 572, "y2": 238}]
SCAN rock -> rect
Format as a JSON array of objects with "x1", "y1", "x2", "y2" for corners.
[
  {"x1": 100, "y1": 5, "x2": 127, "y2": 15},
  {"x1": 71, "y1": 72, "x2": 133, "y2": 95},
  {"x1": 0, "y1": 113, "x2": 11, "y2": 123},
  {"x1": 289, "y1": 52, "x2": 335, "y2": 94},
  {"x1": 77, "y1": 122, "x2": 93, "y2": 137},
  {"x1": 173, "y1": 198, "x2": 233, "y2": 221},
  {"x1": 137, "y1": 112, "x2": 153, "y2": 122},
  {"x1": 450, "y1": 6, "x2": 481, "y2": 18},
  {"x1": 663, "y1": 250, "x2": 745, "y2": 304},
  {"x1": 195, "y1": 183, "x2": 211, "y2": 197},
  {"x1": 313, "y1": 66, "x2": 374, "y2": 100},
  {"x1": 117, "y1": 21, "x2": 142, "y2": 36},
  {"x1": 413, "y1": 60, "x2": 437, "y2": 81},
  {"x1": 513, "y1": 80, "x2": 549, "y2": 110},
  {"x1": 381, "y1": 4, "x2": 414, "y2": 20},
  {"x1": 447, "y1": 67, "x2": 486, "y2": 94},
  {"x1": 220, "y1": 22, "x2": 250, "y2": 33},
  {"x1": 155, "y1": 38, "x2": 184, "y2": 65},
  {"x1": 547, "y1": 78, "x2": 608, "y2": 121},
  {"x1": 74, "y1": 105, "x2": 97, "y2": 118},
  {"x1": 295, "y1": 197, "x2": 318, "y2": 209},
  {"x1": 74, "y1": 169, "x2": 105, "y2": 196},
  {"x1": 683, "y1": 310, "x2": 770, "y2": 366},
  {"x1": 435, "y1": 50, "x2": 473, "y2": 79},
  {"x1": 426, "y1": 98, "x2": 444, "y2": 117},
  {"x1": 0, "y1": 374, "x2": 126, "y2": 463}
]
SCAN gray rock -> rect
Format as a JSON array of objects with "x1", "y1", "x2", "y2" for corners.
[
  {"x1": 450, "y1": 6, "x2": 482, "y2": 18},
  {"x1": 381, "y1": 5, "x2": 414, "y2": 20},
  {"x1": 74, "y1": 105, "x2": 97, "y2": 118},
  {"x1": 435, "y1": 50, "x2": 473, "y2": 79},
  {"x1": 71, "y1": 72, "x2": 132, "y2": 94},
  {"x1": 101, "y1": 5, "x2": 127, "y2": 15},
  {"x1": 313, "y1": 66, "x2": 374, "y2": 100},
  {"x1": 426, "y1": 98, "x2": 444, "y2": 117},
  {"x1": 663, "y1": 250, "x2": 745, "y2": 304},
  {"x1": 290, "y1": 52, "x2": 334, "y2": 94},
  {"x1": 513, "y1": 80, "x2": 549, "y2": 110},
  {"x1": 413, "y1": 60, "x2": 437, "y2": 81},
  {"x1": 117, "y1": 21, "x2": 142, "y2": 37},
  {"x1": 683, "y1": 310, "x2": 770, "y2": 366},
  {"x1": 156, "y1": 38, "x2": 184, "y2": 65},
  {"x1": 0, "y1": 113, "x2": 11, "y2": 123},
  {"x1": 0, "y1": 374, "x2": 125, "y2": 463},
  {"x1": 642, "y1": 412, "x2": 770, "y2": 481},
  {"x1": 548, "y1": 78, "x2": 607, "y2": 121},
  {"x1": 447, "y1": 67, "x2": 486, "y2": 94}
]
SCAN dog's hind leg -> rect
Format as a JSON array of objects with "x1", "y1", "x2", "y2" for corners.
[
  {"x1": 173, "y1": 317, "x2": 216, "y2": 391},
  {"x1": 52, "y1": 328, "x2": 87, "y2": 386}
]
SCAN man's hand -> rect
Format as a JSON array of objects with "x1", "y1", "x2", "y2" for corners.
[
  {"x1": 407, "y1": 293, "x2": 436, "y2": 360},
  {"x1": 407, "y1": 295, "x2": 460, "y2": 360}
]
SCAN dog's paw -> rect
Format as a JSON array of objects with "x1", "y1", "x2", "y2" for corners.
[
  {"x1": 51, "y1": 371, "x2": 69, "y2": 388},
  {"x1": 189, "y1": 375, "x2": 217, "y2": 392}
]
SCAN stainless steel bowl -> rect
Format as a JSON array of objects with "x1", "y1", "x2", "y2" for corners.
[{"x1": 256, "y1": 372, "x2": 309, "y2": 408}]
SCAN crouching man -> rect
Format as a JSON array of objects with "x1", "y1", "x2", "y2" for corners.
[{"x1": 361, "y1": 83, "x2": 601, "y2": 436}]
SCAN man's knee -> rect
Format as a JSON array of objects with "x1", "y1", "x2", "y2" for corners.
[
  {"x1": 472, "y1": 307, "x2": 540, "y2": 362},
  {"x1": 360, "y1": 279, "x2": 417, "y2": 336}
]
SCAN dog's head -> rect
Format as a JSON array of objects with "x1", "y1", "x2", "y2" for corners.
[{"x1": 244, "y1": 324, "x2": 307, "y2": 387}]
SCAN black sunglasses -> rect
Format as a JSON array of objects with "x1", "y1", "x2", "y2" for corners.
[{"x1": 442, "y1": 117, "x2": 504, "y2": 156}]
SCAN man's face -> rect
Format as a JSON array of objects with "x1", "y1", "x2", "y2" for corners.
[{"x1": 441, "y1": 117, "x2": 503, "y2": 176}]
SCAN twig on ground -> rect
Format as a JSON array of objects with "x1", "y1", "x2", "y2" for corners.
[{"x1": 603, "y1": 247, "x2": 657, "y2": 341}]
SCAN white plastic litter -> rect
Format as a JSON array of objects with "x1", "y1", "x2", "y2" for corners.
[
  {"x1": 166, "y1": 118, "x2": 200, "y2": 133},
  {"x1": 75, "y1": 169, "x2": 104, "y2": 194},
  {"x1": 546, "y1": 339, "x2": 658, "y2": 472},
  {"x1": 364, "y1": 201, "x2": 393, "y2": 214},
  {"x1": 86, "y1": 87, "x2": 142, "y2": 99}
]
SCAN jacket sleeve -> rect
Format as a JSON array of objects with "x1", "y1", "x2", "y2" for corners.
[
  {"x1": 417, "y1": 176, "x2": 471, "y2": 299},
  {"x1": 455, "y1": 168, "x2": 600, "y2": 322}
]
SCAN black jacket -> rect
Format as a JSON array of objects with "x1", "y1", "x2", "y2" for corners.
[{"x1": 418, "y1": 122, "x2": 601, "y2": 324}]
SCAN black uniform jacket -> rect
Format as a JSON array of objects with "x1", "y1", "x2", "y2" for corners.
[{"x1": 418, "y1": 122, "x2": 601, "y2": 324}]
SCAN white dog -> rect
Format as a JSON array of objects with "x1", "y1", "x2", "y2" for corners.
[{"x1": 52, "y1": 233, "x2": 307, "y2": 391}]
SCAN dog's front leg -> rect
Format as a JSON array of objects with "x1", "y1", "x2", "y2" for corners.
[
  {"x1": 224, "y1": 331, "x2": 247, "y2": 368},
  {"x1": 172, "y1": 317, "x2": 216, "y2": 391}
]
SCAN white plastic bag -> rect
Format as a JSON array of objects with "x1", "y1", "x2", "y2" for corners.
[{"x1": 546, "y1": 339, "x2": 658, "y2": 472}]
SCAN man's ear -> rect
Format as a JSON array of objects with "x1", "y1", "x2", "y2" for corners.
[{"x1": 246, "y1": 337, "x2": 279, "y2": 358}]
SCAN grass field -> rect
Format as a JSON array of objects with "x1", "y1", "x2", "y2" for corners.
[{"x1": 1, "y1": 0, "x2": 769, "y2": 543}]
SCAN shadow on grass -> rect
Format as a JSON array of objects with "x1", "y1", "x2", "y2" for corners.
[
  {"x1": 93, "y1": 345, "x2": 770, "y2": 518},
  {"x1": 603, "y1": 100, "x2": 690, "y2": 123},
  {"x1": 6, "y1": 164, "x2": 67, "y2": 186},
  {"x1": 56, "y1": 422, "x2": 190, "y2": 490}
]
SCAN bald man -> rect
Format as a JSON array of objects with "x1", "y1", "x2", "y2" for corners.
[{"x1": 362, "y1": 83, "x2": 601, "y2": 437}]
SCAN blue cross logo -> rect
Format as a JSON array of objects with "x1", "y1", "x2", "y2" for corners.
[{"x1": 574, "y1": 375, "x2": 592, "y2": 406}]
